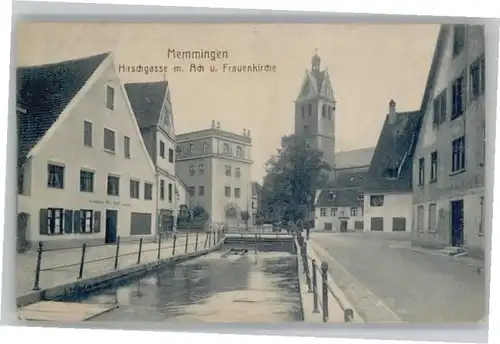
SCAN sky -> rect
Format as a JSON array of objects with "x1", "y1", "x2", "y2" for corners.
[{"x1": 16, "y1": 22, "x2": 440, "y2": 183}]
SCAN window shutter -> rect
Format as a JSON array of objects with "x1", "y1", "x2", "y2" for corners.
[
  {"x1": 73, "y1": 210, "x2": 81, "y2": 233},
  {"x1": 94, "y1": 211, "x2": 101, "y2": 233},
  {"x1": 39, "y1": 208, "x2": 49, "y2": 235},
  {"x1": 64, "y1": 210, "x2": 74, "y2": 234}
]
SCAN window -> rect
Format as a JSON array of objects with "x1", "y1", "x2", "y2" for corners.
[
  {"x1": 160, "y1": 180, "x2": 165, "y2": 200},
  {"x1": 370, "y1": 195, "x2": 384, "y2": 207},
  {"x1": 225, "y1": 165, "x2": 232, "y2": 176},
  {"x1": 199, "y1": 164, "x2": 205, "y2": 175},
  {"x1": 432, "y1": 90, "x2": 447, "y2": 127},
  {"x1": 481, "y1": 121, "x2": 486, "y2": 164},
  {"x1": 189, "y1": 144, "x2": 194, "y2": 153},
  {"x1": 80, "y1": 209, "x2": 93, "y2": 233},
  {"x1": 124, "y1": 136, "x2": 131, "y2": 159},
  {"x1": 189, "y1": 165, "x2": 196, "y2": 176},
  {"x1": 144, "y1": 183, "x2": 153, "y2": 200},
  {"x1": 301, "y1": 106, "x2": 305, "y2": 119},
  {"x1": 236, "y1": 146, "x2": 243, "y2": 157},
  {"x1": 47, "y1": 164, "x2": 64, "y2": 189},
  {"x1": 418, "y1": 158, "x2": 425, "y2": 185},
  {"x1": 452, "y1": 136, "x2": 466, "y2": 172},
  {"x1": 168, "y1": 148, "x2": 174, "y2": 163},
  {"x1": 235, "y1": 167, "x2": 241, "y2": 178},
  {"x1": 107, "y1": 175, "x2": 120, "y2": 196},
  {"x1": 235, "y1": 188, "x2": 241, "y2": 198},
  {"x1": 321, "y1": 104, "x2": 326, "y2": 117},
  {"x1": 417, "y1": 205, "x2": 424, "y2": 232},
  {"x1": 331, "y1": 207, "x2": 337, "y2": 216},
  {"x1": 350, "y1": 207, "x2": 358, "y2": 216},
  {"x1": 104, "y1": 128, "x2": 116, "y2": 152},
  {"x1": 328, "y1": 106, "x2": 332, "y2": 120},
  {"x1": 18, "y1": 167, "x2": 24, "y2": 195},
  {"x1": 47, "y1": 208, "x2": 64, "y2": 235},
  {"x1": 199, "y1": 186, "x2": 205, "y2": 196},
  {"x1": 308, "y1": 103, "x2": 312, "y2": 116},
  {"x1": 203, "y1": 143, "x2": 209, "y2": 153},
  {"x1": 386, "y1": 167, "x2": 398, "y2": 179},
  {"x1": 176, "y1": 147, "x2": 182, "y2": 158},
  {"x1": 80, "y1": 170, "x2": 94, "y2": 193},
  {"x1": 430, "y1": 151, "x2": 438, "y2": 182},
  {"x1": 451, "y1": 75, "x2": 465, "y2": 120},
  {"x1": 328, "y1": 192, "x2": 335, "y2": 201},
  {"x1": 452, "y1": 25, "x2": 466, "y2": 57},
  {"x1": 320, "y1": 208, "x2": 327, "y2": 217},
  {"x1": 223, "y1": 143, "x2": 230, "y2": 154},
  {"x1": 160, "y1": 141, "x2": 165, "y2": 158},
  {"x1": 339, "y1": 210, "x2": 345, "y2": 217},
  {"x1": 480, "y1": 57, "x2": 485, "y2": 93},
  {"x1": 188, "y1": 186, "x2": 195, "y2": 197},
  {"x1": 83, "y1": 121, "x2": 92, "y2": 147},
  {"x1": 392, "y1": 217, "x2": 406, "y2": 232},
  {"x1": 225, "y1": 186, "x2": 231, "y2": 197},
  {"x1": 303, "y1": 125, "x2": 309, "y2": 134},
  {"x1": 428, "y1": 203, "x2": 437, "y2": 232},
  {"x1": 479, "y1": 196, "x2": 484, "y2": 235},
  {"x1": 168, "y1": 183, "x2": 173, "y2": 202},
  {"x1": 130, "y1": 180, "x2": 140, "y2": 199},
  {"x1": 470, "y1": 56, "x2": 486, "y2": 99},
  {"x1": 106, "y1": 85, "x2": 115, "y2": 110}
]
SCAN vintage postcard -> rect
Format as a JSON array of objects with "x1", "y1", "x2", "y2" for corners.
[{"x1": 14, "y1": 22, "x2": 488, "y2": 325}]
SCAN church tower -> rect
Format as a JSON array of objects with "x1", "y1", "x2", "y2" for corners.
[{"x1": 294, "y1": 50, "x2": 336, "y2": 176}]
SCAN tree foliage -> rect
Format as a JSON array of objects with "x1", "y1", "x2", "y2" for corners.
[{"x1": 260, "y1": 134, "x2": 331, "y2": 222}]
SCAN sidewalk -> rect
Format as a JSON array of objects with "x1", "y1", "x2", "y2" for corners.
[
  {"x1": 409, "y1": 245, "x2": 485, "y2": 269},
  {"x1": 16, "y1": 232, "x2": 214, "y2": 296}
]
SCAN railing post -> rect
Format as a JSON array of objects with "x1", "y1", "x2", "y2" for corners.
[
  {"x1": 306, "y1": 227, "x2": 310, "y2": 240},
  {"x1": 32, "y1": 242, "x2": 43, "y2": 291},
  {"x1": 137, "y1": 238, "x2": 143, "y2": 264},
  {"x1": 172, "y1": 233, "x2": 177, "y2": 256},
  {"x1": 195, "y1": 232, "x2": 199, "y2": 251},
  {"x1": 185, "y1": 232, "x2": 189, "y2": 253},
  {"x1": 312, "y1": 259, "x2": 319, "y2": 313},
  {"x1": 157, "y1": 234, "x2": 162, "y2": 260},
  {"x1": 254, "y1": 233, "x2": 258, "y2": 254},
  {"x1": 114, "y1": 236, "x2": 121, "y2": 269},
  {"x1": 204, "y1": 231, "x2": 209, "y2": 249},
  {"x1": 321, "y1": 262, "x2": 329, "y2": 322},
  {"x1": 302, "y1": 242, "x2": 312, "y2": 292},
  {"x1": 213, "y1": 230, "x2": 216, "y2": 246},
  {"x1": 78, "y1": 243, "x2": 87, "y2": 279}
]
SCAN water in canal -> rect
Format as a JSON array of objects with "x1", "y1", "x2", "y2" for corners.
[{"x1": 73, "y1": 249, "x2": 303, "y2": 323}]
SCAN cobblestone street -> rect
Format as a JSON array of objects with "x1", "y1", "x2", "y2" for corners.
[{"x1": 310, "y1": 232, "x2": 487, "y2": 323}]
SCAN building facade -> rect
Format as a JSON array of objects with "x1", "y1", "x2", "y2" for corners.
[
  {"x1": 125, "y1": 80, "x2": 178, "y2": 235},
  {"x1": 17, "y1": 52, "x2": 158, "y2": 247},
  {"x1": 411, "y1": 24, "x2": 486, "y2": 258},
  {"x1": 175, "y1": 122, "x2": 253, "y2": 227},
  {"x1": 294, "y1": 51, "x2": 336, "y2": 174},
  {"x1": 314, "y1": 188, "x2": 364, "y2": 231},
  {"x1": 363, "y1": 100, "x2": 423, "y2": 233}
]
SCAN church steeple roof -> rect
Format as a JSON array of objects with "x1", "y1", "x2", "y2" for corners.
[{"x1": 311, "y1": 48, "x2": 321, "y2": 72}]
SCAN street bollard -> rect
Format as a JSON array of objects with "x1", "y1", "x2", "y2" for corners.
[
  {"x1": 114, "y1": 236, "x2": 121, "y2": 269},
  {"x1": 32, "y1": 242, "x2": 43, "y2": 291},
  {"x1": 302, "y1": 242, "x2": 312, "y2": 292},
  {"x1": 321, "y1": 262, "x2": 329, "y2": 322},
  {"x1": 344, "y1": 309, "x2": 354, "y2": 323},
  {"x1": 157, "y1": 234, "x2": 162, "y2": 260},
  {"x1": 204, "y1": 232, "x2": 209, "y2": 249},
  {"x1": 195, "y1": 232, "x2": 199, "y2": 251},
  {"x1": 185, "y1": 232, "x2": 189, "y2": 253},
  {"x1": 78, "y1": 243, "x2": 87, "y2": 279},
  {"x1": 312, "y1": 259, "x2": 319, "y2": 313},
  {"x1": 137, "y1": 238, "x2": 143, "y2": 264},
  {"x1": 172, "y1": 234, "x2": 177, "y2": 255}
]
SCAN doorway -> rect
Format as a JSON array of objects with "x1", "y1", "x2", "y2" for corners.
[
  {"x1": 450, "y1": 200, "x2": 464, "y2": 247},
  {"x1": 340, "y1": 220, "x2": 348, "y2": 233},
  {"x1": 105, "y1": 210, "x2": 118, "y2": 244}
]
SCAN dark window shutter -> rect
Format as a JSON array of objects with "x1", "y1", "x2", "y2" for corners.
[
  {"x1": 94, "y1": 211, "x2": 101, "y2": 233},
  {"x1": 73, "y1": 210, "x2": 81, "y2": 233},
  {"x1": 39, "y1": 208, "x2": 49, "y2": 235},
  {"x1": 64, "y1": 210, "x2": 74, "y2": 234}
]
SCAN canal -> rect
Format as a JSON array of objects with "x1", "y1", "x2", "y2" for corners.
[{"x1": 69, "y1": 246, "x2": 303, "y2": 323}]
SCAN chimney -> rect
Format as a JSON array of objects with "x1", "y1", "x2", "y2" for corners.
[
  {"x1": 388, "y1": 99, "x2": 397, "y2": 124},
  {"x1": 247, "y1": 129, "x2": 251, "y2": 137},
  {"x1": 217, "y1": 121, "x2": 221, "y2": 129},
  {"x1": 243, "y1": 128, "x2": 247, "y2": 136},
  {"x1": 211, "y1": 120, "x2": 215, "y2": 128}
]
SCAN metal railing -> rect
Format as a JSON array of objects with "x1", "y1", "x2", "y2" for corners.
[
  {"x1": 31, "y1": 228, "x2": 224, "y2": 291},
  {"x1": 295, "y1": 231, "x2": 355, "y2": 323}
]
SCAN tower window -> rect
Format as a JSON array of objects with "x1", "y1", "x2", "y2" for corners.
[
  {"x1": 308, "y1": 104, "x2": 312, "y2": 116},
  {"x1": 328, "y1": 106, "x2": 332, "y2": 120}
]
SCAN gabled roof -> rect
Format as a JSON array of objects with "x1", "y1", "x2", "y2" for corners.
[
  {"x1": 335, "y1": 147, "x2": 375, "y2": 170},
  {"x1": 124, "y1": 81, "x2": 169, "y2": 129},
  {"x1": 364, "y1": 110, "x2": 423, "y2": 192},
  {"x1": 315, "y1": 188, "x2": 363, "y2": 208},
  {"x1": 16, "y1": 52, "x2": 110, "y2": 167}
]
